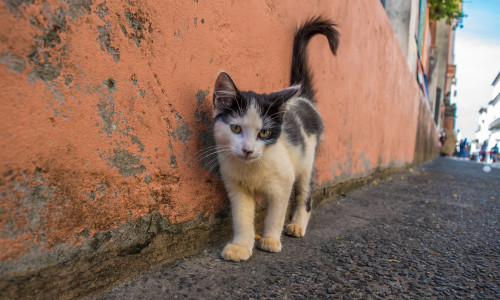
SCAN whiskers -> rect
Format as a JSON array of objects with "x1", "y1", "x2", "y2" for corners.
[{"x1": 196, "y1": 145, "x2": 234, "y2": 176}]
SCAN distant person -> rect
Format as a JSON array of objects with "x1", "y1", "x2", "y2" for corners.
[
  {"x1": 480, "y1": 141, "x2": 488, "y2": 161},
  {"x1": 491, "y1": 144, "x2": 499, "y2": 163},
  {"x1": 459, "y1": 138, "x2": 468, "y2": 158}
]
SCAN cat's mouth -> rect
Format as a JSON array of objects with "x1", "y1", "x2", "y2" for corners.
[{"x1": 236, "y1": 153, "x2": 260, "y2": 162}]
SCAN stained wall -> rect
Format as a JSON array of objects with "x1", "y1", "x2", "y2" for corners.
[{"x1": 0, "y1": 0, "x2": 437, "y2": 289}]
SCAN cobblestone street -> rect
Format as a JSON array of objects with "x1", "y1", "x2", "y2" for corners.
[{"x1": 99, "y1": 157, "x2": 500, "y2": 299}]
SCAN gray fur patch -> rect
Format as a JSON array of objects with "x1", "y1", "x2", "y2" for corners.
[{"x1": 283, "y1": 113, "x2": 305, "y2": 151}]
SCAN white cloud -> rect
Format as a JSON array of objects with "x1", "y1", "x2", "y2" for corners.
[{"x1": 452, "y1": 35, "x2": 500, "y2": 140}]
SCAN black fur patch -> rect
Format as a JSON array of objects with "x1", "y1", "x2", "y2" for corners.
[
  {"x1": 306, "y1": 169, "x2": 315, "y2": 212},
  {"x1": 306, "y1": 193, "x2": 312, "y2": 212},
  {"x1": 241, "y1": 91, "x2": 286, "y2": 146},
  {"x1": 213, "y1": 92, "x2": 249, "y2": 124},
  {"x1": 290, "y1": 16, "x2": 339, "y2": 101},
  {"x1": 214, "y1": 89, "x2": 289, "y2": 146},
  {"x1": 213, "y1": 72, "x2": 299, "y2": 146}
]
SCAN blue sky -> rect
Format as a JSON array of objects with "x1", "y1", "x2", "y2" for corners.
[
  {"x1": 459, "y1": 0, "x2": 500, "y2": 43},
  {"x1": 452, "y1": 0, "x2": 500, "y2": 140}
]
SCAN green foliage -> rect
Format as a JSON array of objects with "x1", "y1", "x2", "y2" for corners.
[{"x1": 428, "y1": 0, "x2": 464, "y2": 27}]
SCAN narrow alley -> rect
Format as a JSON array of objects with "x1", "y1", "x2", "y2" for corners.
[{"x1": 99, "y1": 158, "x2": 500, "y2": 299}]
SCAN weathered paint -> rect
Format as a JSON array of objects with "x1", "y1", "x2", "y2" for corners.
[
  {"x1": 0, "y1": 0, "x2": 436, "y2": 279},
  {"x1": 414, "y1": 99, "x2": 440, "y2": 163}
]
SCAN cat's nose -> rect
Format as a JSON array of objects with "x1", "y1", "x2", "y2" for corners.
[{"x1": 242, "y1": 148, "x2": 253, "y2": 157}]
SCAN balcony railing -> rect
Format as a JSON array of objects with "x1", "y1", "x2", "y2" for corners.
[
  {"x1": 489, "y1": 117, "x2": 500, "y2": 131},
  {"x1": 490, "y1": 92, "x2": 500, "y2": 106}
]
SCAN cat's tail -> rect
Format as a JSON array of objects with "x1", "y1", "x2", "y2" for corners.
[{"x1": 290, "y1": 16, "x2": 339, "y2": 101}]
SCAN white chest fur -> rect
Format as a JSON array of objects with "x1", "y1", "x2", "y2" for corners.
[{"x1": 218, "y1": 140, "x2": 295, "y2": 196}]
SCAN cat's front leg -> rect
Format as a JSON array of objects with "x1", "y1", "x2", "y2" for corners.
[
  {"x1": 221, "y1": 188, "x2": 255, "y2": 262},
  {"x1": 257, "y1": 185, "x2": 292, "y2": 253}
]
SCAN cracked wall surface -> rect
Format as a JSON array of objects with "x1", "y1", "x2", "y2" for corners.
[{"x1": 0, "y1": 0, "x2": 437, "y2": 291}]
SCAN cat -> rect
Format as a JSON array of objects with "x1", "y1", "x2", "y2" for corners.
[{"x1": 212, "y1": 17, "x2": 339, "y2": 262}]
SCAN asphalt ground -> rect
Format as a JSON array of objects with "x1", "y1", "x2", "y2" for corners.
[{"x1": 98, "y1": 157, "x2": 500, "y2": 299}]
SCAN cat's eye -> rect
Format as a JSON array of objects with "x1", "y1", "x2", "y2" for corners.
[
  {"x1": 258, "y1": 130, "x2": 271, "y2": 139},
  {"x1": 230, "y1": 124, "x2": 242, "y2": 134}
]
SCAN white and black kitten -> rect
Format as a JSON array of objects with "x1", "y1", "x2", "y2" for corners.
[{"x1": 212, "y1": 17, "x2": 339, "y2": 262}]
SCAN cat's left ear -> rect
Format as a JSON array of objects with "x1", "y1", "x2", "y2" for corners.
[
  {"x1": 213, "y1": 72, "x2": 238, "y2": 109},
  {"x1": 271, "y1": 85, "x2": 301, "y2": 105}
]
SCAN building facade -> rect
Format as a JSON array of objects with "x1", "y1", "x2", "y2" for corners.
[
  {"x1": 476, "y1": 72, "x2": 500, "y2": 151},
  {"x1": 383, "y1": 0, "x2": 460, "y2": 132}
]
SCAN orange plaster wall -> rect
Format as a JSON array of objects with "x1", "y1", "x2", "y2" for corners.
[{"x1": 0, "y1": 0, "x2": 429, "y2": 263}]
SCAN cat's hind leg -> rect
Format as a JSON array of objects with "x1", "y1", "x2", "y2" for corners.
[{"x1": 285, "y1": 168, "x2": 314, "y2": 237}]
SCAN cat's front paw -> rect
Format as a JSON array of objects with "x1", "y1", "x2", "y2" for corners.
[
  {"x1": 221, "y1": 243, "x2": 252, "y2": 262},
  {"x1": 257, "y1": 237, "x2": 281, "y2": 253},
  {"x1": 285, "y1": 223, "x2": 305, "y2": 237}
]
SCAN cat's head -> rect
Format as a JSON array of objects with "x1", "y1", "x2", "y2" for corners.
[{"x1": 212, "y1": 72, "x2": 299, "y2": 162}]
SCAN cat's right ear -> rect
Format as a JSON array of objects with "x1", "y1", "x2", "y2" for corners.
[{"x1": 213, "y1": 72, "x2": 238, "y2": 109}]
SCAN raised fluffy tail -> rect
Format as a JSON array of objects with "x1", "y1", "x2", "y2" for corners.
[{"x1": 290, "y1": 16, "x2": 339, "y2": 100}]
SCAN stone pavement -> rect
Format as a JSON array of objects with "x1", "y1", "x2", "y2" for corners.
[{"x1": 97, "y1": 157, "x2": 499, "y2": 299}]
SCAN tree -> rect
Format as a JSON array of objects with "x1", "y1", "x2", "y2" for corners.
[{"x1": 428, "y1": 0, "x2": 465, "y2": 28}]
